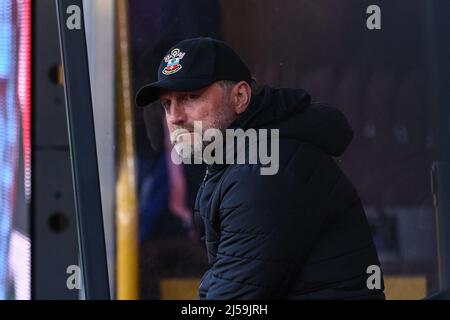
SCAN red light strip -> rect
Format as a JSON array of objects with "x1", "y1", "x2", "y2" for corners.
[{"x1": 17, "y1": 0, "x2": 31, "y2": 201}]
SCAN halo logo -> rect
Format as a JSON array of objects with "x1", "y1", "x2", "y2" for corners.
[{"x1": 162, "y1": 48, "x2": 186, "y2": 75}]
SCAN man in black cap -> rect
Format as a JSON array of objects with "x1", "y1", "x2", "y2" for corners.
[{"x1": 136, "y1": 37, "x2": 385, "y2": 299}]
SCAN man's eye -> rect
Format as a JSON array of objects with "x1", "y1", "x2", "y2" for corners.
[
  {"x1": 161, "y1": 101, "x2": 170, "y2": 110},
  {"x1": 188, "y1": 94, "x2": 200, "y2": 100}
]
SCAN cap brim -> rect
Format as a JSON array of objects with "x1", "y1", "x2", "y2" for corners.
[{"x1": 135, "y1": 78, "x2": 215, "y2": 107}]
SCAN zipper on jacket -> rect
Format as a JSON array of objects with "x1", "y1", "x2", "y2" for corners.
[{"x1": 202, "y1": 167, "x2": 209, "y2": 185}]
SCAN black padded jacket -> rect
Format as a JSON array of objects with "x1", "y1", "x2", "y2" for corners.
[{"x1": 195, "y1": 85, "x2": 385, "y2": 299}]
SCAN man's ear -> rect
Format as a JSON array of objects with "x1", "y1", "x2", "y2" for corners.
[{"x1": 232, "y1": 81, "x2": 252, "y2": 115}]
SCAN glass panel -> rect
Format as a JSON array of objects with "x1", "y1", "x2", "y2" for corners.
[{"x1": 84, "y1": 0, "x2": 443, "y2": 299}]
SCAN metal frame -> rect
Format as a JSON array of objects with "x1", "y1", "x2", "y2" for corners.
[
  {"x1": 55, "y1": 0, "x2": 110, "y2": 299},
  {"x1": 427, "y1": 0, "x2": 450, "y2": 300}
]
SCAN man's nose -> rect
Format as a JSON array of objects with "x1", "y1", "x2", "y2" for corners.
[{"x1": 167, "y1": 104, "x2": 187, "y2": 125}]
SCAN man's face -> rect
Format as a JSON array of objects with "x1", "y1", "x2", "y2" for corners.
[{"x1": 160, "y1": 81, "x2": 237, "y2": 154}]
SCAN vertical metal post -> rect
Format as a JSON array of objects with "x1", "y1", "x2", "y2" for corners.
[
  {"x1": 115, "y1": 0, "x2": 139, "y2": 300},
  {"x1": 427, "y1": 0, "x2": 450, "y2": 300},
  {"x1": 55, "y1": 0, "x2": 110, "y2": 299}
]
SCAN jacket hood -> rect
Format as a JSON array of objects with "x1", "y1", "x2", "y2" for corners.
[{"x1": 229, "y1": 85, "x2": 354, "y2": 157}]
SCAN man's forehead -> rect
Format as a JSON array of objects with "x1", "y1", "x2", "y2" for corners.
[{"x1": 158, "y1": 82, "x2": 220, "y2": 100}]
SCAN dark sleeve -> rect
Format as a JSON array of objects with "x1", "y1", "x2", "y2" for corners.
[{"x1": 204, "y1": 164, "x2": 323, "y2": 299}]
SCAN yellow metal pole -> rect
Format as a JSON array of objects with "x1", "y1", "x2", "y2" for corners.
[{"x1": 115, "y1": 0, "x2": 139, "y2": 299}]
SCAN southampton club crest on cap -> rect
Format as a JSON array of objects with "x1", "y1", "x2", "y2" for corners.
[{"x1": 162, "y1": 48, "x2": 186, "y2": 75}]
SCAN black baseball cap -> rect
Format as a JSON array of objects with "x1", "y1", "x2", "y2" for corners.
[{"x1": 135, "y1": 37, "x2": 252, "y2": 107}]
